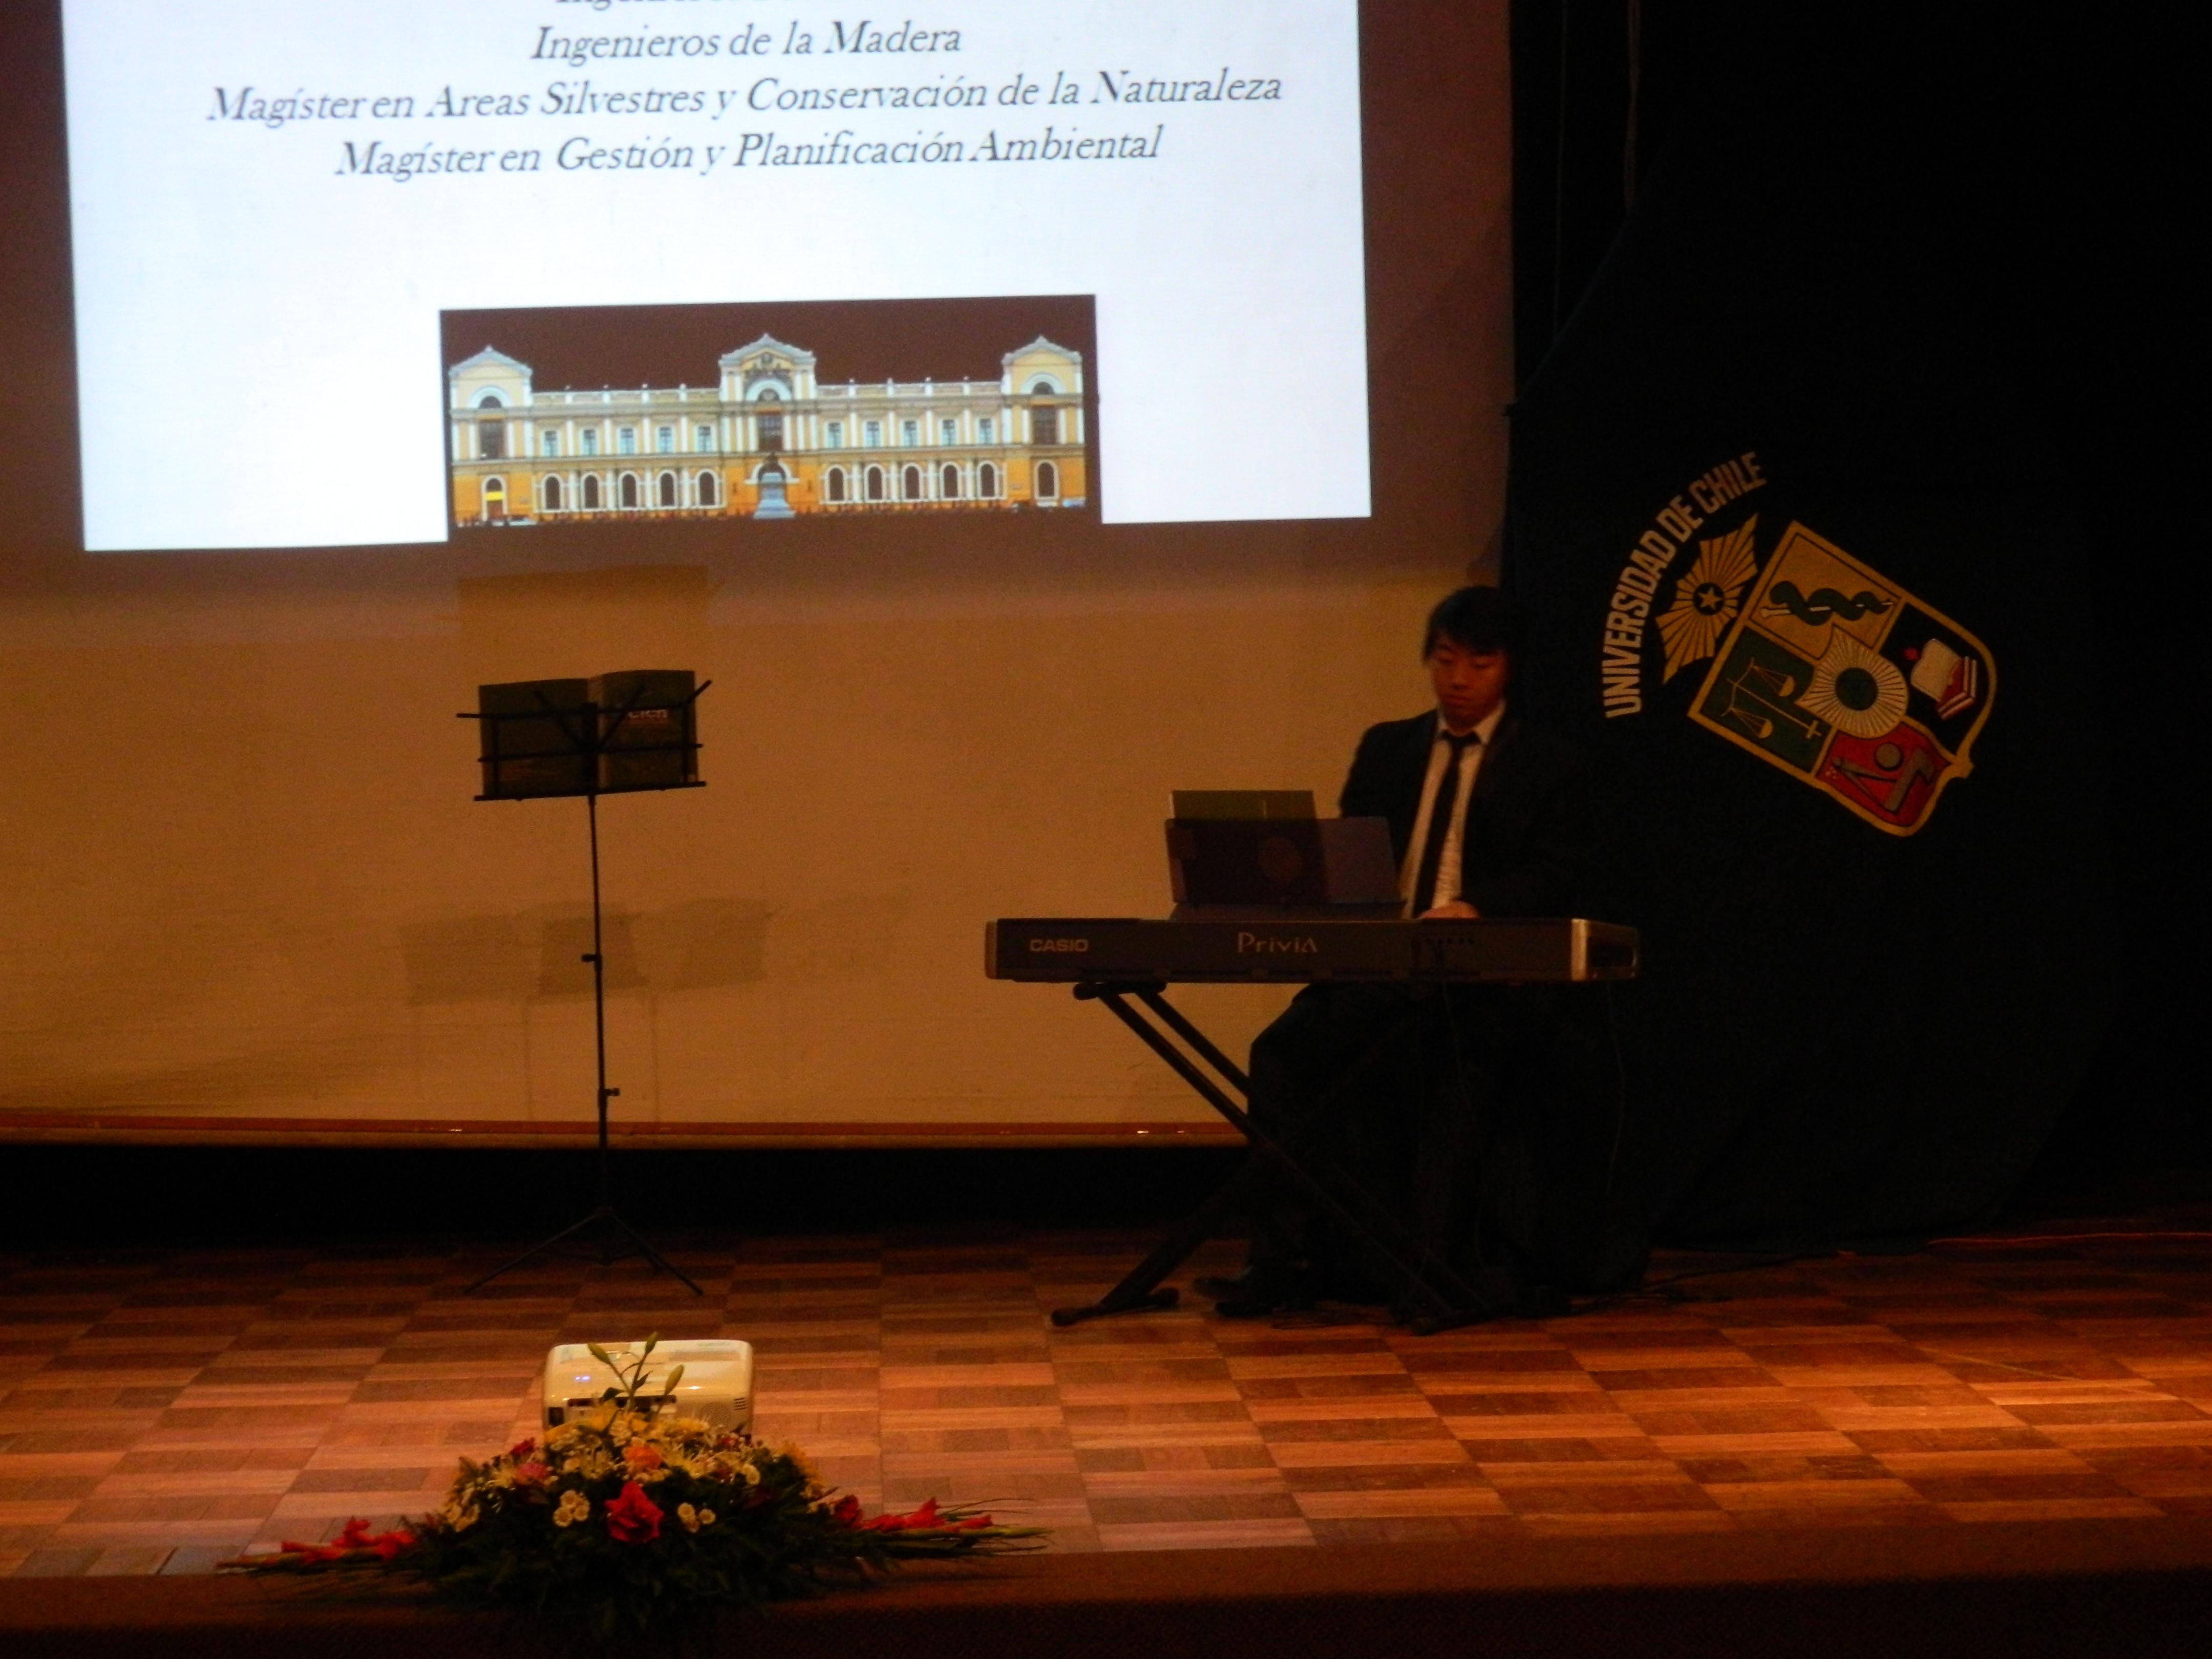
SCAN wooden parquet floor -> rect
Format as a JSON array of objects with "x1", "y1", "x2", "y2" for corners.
[{"x1": 5, "y1": 1223, "x2": 2212, "y2": 1575}]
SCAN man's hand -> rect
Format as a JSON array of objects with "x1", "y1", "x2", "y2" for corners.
[{"x1": 1417, "y1": 901, "x2": 1481, "y2": 921}]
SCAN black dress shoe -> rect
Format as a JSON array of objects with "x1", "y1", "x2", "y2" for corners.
[{"x1": 1196, "y1": 1263, "x2": 1322, "y2": 1318}]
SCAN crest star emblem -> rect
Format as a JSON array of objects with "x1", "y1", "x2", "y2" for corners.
[{"x1": 1657, "y1": 517, "x2": 1759, "y2": 682}]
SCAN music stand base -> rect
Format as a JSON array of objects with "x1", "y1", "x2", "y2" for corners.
[{"x1": 467, "y1": 1204, "x2": 704, "y2": 1295}]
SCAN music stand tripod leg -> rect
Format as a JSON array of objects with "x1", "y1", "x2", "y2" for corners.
[{"x1": 465, "y1": 1207, "x2": 611, "y2": 1294}]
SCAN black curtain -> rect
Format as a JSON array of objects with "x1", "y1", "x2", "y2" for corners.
[{"x1": 1503, "y1": 4, "x2": 2204, "y2": 1247}]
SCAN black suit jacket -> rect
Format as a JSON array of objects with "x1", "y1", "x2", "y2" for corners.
[{"x1": 1339, "y1": 709, "x2": 1593, "y2": 918}]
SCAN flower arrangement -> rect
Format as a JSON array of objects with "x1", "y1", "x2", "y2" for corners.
[{"x1": 224, "y1": 1337, "x2": 1043, "y2": 1638}]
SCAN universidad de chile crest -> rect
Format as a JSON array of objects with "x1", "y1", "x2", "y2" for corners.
[{"x1": 1599, "y1": 455, "x2": 1996, "y2": 835}]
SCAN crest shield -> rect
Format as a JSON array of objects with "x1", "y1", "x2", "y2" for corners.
[{"x1": 1684, "y1": 521, "x2": 1994, "y2": 834}]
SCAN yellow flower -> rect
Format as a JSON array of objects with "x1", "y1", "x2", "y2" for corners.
[
  {"x1": 677, "y1": 1501, "x2": 716, "y2": 1533},
  {"x1": 553, "y1": 1490, "x2": 591, "y2": 1528}
]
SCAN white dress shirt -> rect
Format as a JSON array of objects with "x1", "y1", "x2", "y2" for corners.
[{"x1": 1399, "y1": 701, "x2": 1507, "y2": 915}]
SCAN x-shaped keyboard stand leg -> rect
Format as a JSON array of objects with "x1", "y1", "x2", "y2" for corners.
[{"x1": 1049, "y1": 980, "x2": 1500, "y2": 1334}]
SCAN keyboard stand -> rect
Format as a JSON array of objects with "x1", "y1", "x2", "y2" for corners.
[{"x1": 1049, "y1": 980, "x2": 1508, "y2": 1334}]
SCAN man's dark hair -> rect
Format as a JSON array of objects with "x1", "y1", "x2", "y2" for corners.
[{"x1": 1422, "y1": 586, "x2": 1523, "y2": 659}]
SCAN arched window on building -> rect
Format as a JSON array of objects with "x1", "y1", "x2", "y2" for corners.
[
  {"x1": 697, "y1": 471, "x2": 718, "y2": 507},
  {"x1": 865, "y1": 465, "x2": 886, "y2": 502},
  {"x1": 977, "y1": 462, "x2": 998, "y2": 499},
  {"x1": 941, "y1": 464, "x2": 961, "y2": 499},
  {"x1": 1035, "y1": 460, "x2": 1058, "y2": 500},
  {"x1": 620, "y1": 473, "x2": 640, "y2": 509},
  {"x1": 825, "y1": 467, "x2": 847, "y2": 503},
  {"x1": 755, "y1": 387, "x2": 784, "y2": 451},
  {"x1": 657, "y1": 472, "x2": 678, "y2": 508},
  {"x1": 542, "y1": 475, "x2": 563, "y2": 513},
  {"x1": 582, "y1": 474, "x2": 602, "y2": 510},
  {"x1": 1026, "y1": 377, "x2": 1059, "y2": 395},
  {"x1": 1030, "y1": 406, "x2": 1058, "y2": 445},
  {"x1": 482, "y1": 477, "x2": 506, "y2": 521},
  {"x1": 476, "y1": 391, "x2": 504, "y2": 408},
  {"x1": 902, "y1": 465, "x2": 923, "y2": 501}
]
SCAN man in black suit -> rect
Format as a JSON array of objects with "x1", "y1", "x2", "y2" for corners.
[{"x1": 1208, "y1": 586, "x2": 1630, "y2": 1317}]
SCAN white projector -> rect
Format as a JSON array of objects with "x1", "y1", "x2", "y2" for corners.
[{"x1": 541, "y1": 1339, "x2": 754, "y2": 1434}]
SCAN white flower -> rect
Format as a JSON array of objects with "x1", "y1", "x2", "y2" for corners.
[{"x1": 553, "y1": 1490, "x2": 591, "y2": 1528}]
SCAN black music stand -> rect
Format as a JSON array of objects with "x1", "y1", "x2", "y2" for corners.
[{"x1": 461, "y1": 673, "x2": 709, "y2": 1296}]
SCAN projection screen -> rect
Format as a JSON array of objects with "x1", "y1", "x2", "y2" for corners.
[{"x1": 0, "y1": 1, "x2": 1513, "y2": 1147}]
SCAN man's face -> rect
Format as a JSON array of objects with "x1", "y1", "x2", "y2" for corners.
[{"x1": 1427, "y1": 637, "x2": 1510, "y2": 733}]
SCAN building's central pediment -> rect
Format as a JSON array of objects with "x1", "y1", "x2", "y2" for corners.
[{"x1": 717, "y1": 333, "x2": 817, "y2": 371}]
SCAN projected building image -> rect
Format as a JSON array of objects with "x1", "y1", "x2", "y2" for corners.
[{"x1": 448, "y1": 333, "x2": 1087, "y2": 528}]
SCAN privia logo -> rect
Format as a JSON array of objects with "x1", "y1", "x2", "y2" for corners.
[
  {"x1": 1236, "y1": 933, "x2": 1319, "y2": 954},
  {"x1": 1595, "y1": 454, "x2": 1995, "y2": 836}
]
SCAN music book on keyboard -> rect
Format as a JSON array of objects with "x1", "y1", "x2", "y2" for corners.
[{"x1": 1165, "y1": 793, "x2": 1400, "y2": 914}]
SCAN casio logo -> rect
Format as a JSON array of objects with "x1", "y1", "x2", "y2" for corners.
[{"x1": 1028, "y1": 938, "x2": 1090, "y2": 953}]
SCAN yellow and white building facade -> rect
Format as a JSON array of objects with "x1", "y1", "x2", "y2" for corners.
[{"x1": 448, "y1": 335, "x2": 1087, "y2": 525}]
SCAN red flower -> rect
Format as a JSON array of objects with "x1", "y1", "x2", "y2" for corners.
[
  {"x1": 604, "y1": 1480, "x2": 664, "y2": 1544},
  {"x1": 513, "y1": 1461, "x2": 550, "y2": 1485},
  {"x1": 859, "y1": 1498, "x2": 970, "y2": 1533},
  {"x1": 830, "y1": 1495, "x2": 863, "y2": 1526},
  {"x1": 278, "y1": 1516, "x2": 414, "y2": 1564},
  {"x1": 507, "y1": 1438, "x2": 537, "y2": 1460}
]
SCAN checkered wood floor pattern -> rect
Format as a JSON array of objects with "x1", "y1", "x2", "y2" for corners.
[{"x1": 5, "y1": 1224, "x2": 2212, "y2": 1575}]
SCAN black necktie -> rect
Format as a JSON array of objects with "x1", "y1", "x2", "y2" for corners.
[{"x1": 1412, "y1": 730, "x2": 1479, "y2": 914}]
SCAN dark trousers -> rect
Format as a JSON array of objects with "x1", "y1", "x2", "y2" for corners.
[{"x1": 1245, "y1": 982, "x2": 1644, "y2": 1299}]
